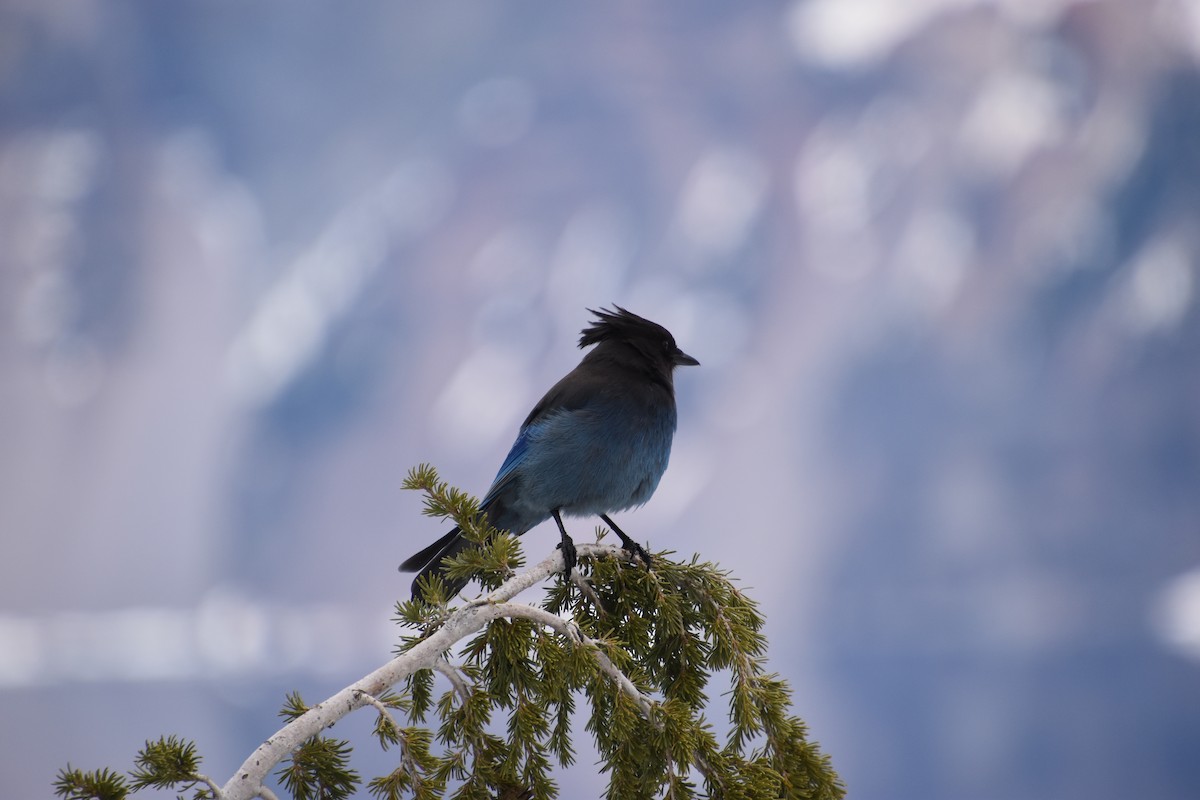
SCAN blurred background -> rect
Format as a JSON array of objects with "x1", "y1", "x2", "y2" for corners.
[{"x1": 2, "y1": 1, "x2": 1199, "y2": 798}]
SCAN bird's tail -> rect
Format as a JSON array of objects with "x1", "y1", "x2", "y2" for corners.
[{"x1": 399, "y1": 527, "x2": 473, "y2": 600}]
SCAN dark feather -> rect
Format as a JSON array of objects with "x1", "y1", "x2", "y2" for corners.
[
  {"x1": 398, "y1": 526, "x2": 462, "y2": 571},
  {"x1": 578, "y1": 306, "x2": 674, "y2": 349}
]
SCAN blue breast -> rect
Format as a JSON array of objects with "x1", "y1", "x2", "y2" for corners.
[{"x1": 486, "y1": 396, "x2": 678, "y2": 528}]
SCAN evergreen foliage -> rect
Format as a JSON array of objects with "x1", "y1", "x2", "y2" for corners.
[
  {"x1": 55, "y1": 737, "x2": 219, "y2": 800},
  {"x1": 55, "y1": 465, "x2": 843, "y2": 800}
]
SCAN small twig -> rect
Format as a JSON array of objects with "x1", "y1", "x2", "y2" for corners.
[
  {"x1": 189, "y1": 774, "x2": 225, "y2": 799},
  {"x1": 433, "y1": 657, "x2": 473, "y2": 701},
  {"x1": 355, "y1": 689, "x2": 426, "y2": 793},
  {"x1": 690, "y1": 750, "x2": 724, "y2": 796},
  {"x1": 569, "y1": 569, "x2": 605, "y2": 611},
  {"x1": 354, "y1": 689, "x2": 404, "y2": 736}
]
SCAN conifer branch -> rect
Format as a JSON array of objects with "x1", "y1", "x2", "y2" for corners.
[
  {"x1": 62, "y1": 467, "x2": 843, "y2": 800},
  {"x1": 356, "y1": 689, "x2": 430, "y2": 797},
  {"x1": 221, "y1": 542, "x2": 630, "y2": 800},
  {"x1": 485, "y1": 601, "x2": 661, "y2": 728}
]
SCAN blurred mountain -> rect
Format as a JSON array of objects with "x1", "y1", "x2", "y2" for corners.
[{"x1": 2, "y1": 2, "x2": 1198, "y2": 799}]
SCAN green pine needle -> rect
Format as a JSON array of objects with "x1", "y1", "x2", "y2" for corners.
[
  {"x1": 53, "y1": 767, "x2": 129, "y2": 800},
  {"x1": 276, "y1": 736, "x2": 360, "y2": 800},
  {"x1": 129, "y1": 735, "x2": 204, "y2": 790}
]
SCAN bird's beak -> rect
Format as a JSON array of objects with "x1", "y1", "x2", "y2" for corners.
[{"x1": 673, "y1": 349, "x2": 700, "y2": 367}]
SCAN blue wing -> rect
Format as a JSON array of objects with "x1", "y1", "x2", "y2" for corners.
[
  {"x1": 479, "y1": 365, "x2": 607, "y2": 512},
  {"x1": 480, "y1": 424, "x2": 533, "y2": 508}
]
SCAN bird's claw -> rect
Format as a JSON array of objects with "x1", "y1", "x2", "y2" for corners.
[
  {"x1": 556, "y1": 538, "x2": 578, "y2": 576},
  {"x1": 623, "y1": 540, "x2": 652, "y2": 568}
]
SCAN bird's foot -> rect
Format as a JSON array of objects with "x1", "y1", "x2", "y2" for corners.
[
  {"x1": 621, "y1": 539, "x2": 652, "y2": 568},
  {"x1": 599, "y1": 514, "x2": 652, "y2": 568},
  {"x1": 556, "y1": 536, "x2": 578, "y2": 577},
  {"x1": 551, "y1": 509, "x2": 578, "y2": 577}
]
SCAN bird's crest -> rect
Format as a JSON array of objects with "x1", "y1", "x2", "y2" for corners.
[{"x1": 578, "y1": 306, "x2": 671, "y2": 349}]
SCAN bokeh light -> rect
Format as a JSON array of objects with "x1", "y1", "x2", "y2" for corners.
[{"x1": 2, "y1": 2, "x2": 1199, "y2": 799}]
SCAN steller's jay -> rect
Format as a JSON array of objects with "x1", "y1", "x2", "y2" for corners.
[{"x1": 400, "y1": 306, "x2": 698, "y2": 599}]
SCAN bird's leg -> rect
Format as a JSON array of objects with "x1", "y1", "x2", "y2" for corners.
[
  {"x1": 599, "y1": 514, "x2": 652, "y2": 568},
  {"x1": 551, "y1": 509, "x2": 577, "y2": 577}
]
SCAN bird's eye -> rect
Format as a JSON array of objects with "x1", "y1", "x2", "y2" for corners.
[{"x1": 662, "y1": 339, "x2": 673, "y2": 352}]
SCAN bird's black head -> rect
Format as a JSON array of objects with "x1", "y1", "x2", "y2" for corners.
[{"x1": 579, "y1": 306, "x2": 699, "y2": 379}]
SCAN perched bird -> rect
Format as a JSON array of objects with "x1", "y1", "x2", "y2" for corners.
[{"x1": 400, "y1": 306, "x2": 698, "y2": 599}]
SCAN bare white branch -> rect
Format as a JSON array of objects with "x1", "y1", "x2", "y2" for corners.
[
  {"x1": 196, "y1": 774, "x2": 225, "y2": 799},
  {"x1": 219, "y1": 542, "x2": 642, "y2": 800},
  {"x1": 432, "y1": 657, "x2": 473, "y2": 701}
]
